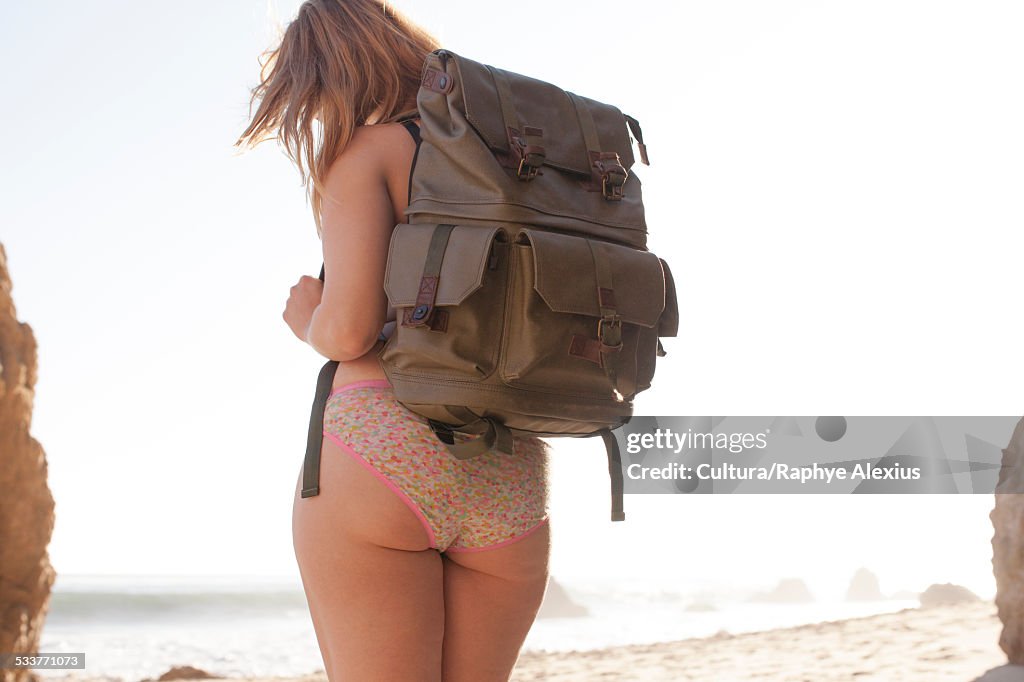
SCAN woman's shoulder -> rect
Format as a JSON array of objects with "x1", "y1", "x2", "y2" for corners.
[
  {"x1": 356, "y1": 120, "x2": 412, "y2": 141},
  {"x1": 323, "y1": 122, "x2": 416, "y2": 185}
]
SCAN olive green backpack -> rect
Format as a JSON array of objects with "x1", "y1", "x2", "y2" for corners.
[{"x1": 302, "y1": 49, "x2": 679, "y2": 521}]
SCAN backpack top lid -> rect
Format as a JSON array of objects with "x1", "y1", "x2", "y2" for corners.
[
  {"x1": 429, "y1": 49, "x2": 637, "y2": 178},
  {"x1": 411, "y1": 49, "x2": 650, "y2": 248}
]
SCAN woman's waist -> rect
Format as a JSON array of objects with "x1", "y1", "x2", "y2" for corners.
[{"x1": 329, "y1": 341, "x2": 389, "y2": 393}]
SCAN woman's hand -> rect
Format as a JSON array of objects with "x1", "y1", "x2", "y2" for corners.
[{"x1": 283, "y1": 275, "x2": 324, "y2": 343}]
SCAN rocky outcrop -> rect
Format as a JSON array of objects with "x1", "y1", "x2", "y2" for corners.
[
  {"x1": 889, "y1": 589, "x2": 920, "y2": 601},
  {"x1": 991, "y1": 417, "x2": 1024, "y2": 664},
  {"x1": 747, "y1": 578, "x2": 814, "y2": 603},
  {"x1": 156, "y1": 666, "x2": 223, "y2": 681},
  {"x1": 0, "y1": 243, "x2": 56, "y2": 682},
  {"x1": 536, "y1": 577, "x2": 588, "y2": 618},
  {"x1": 919, "y1": 583, "x2": 980, "y2": 608},
  {"x1": 845, "y1": 567, "x2": 884, "y2": 601}
]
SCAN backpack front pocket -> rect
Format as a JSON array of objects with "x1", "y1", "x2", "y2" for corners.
[
  {"x1": 382, "y1": 223, "x2": 508, "y2": 381},
  {"x1": 499, "y1": 229, "x2": 667, "y2": 401}
]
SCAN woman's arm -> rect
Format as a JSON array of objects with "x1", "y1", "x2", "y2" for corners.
[{"x1": 305, "y1": 127, "x2": 395, "y2": 361}]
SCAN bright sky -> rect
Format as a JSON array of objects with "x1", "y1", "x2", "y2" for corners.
[{"x1": 2, "y1": 0, "x2": 1022, "y2": 601}]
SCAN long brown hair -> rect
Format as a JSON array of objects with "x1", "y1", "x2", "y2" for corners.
[{"x1": 235, "y1": 0, "x2": 439, "y2": 235}]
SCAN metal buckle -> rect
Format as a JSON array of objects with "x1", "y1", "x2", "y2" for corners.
[
  {"x1": 517, "y1": 157, "x2": 540, "y2": 180},
  {"x1": 592, "y1": 152, "x2": 627, "y2": 200},
  {"x1": 601, "y1": 172, "x2": 626, "y2": 200},
  {"x1": 427, "y1": 419, "x2": 456, "y2": 445},
  {"x1": 597, "y1": 315, "x2": 623, "y2": 349}
]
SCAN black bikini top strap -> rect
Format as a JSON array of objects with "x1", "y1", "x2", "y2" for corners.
[{"x1": 399, "y1": 119, "x2": 421, "y2": 145}]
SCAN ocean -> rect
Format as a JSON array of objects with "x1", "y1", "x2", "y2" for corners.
[{"x1": 37, "y1": 574, "x2": 920, "y2": 681}]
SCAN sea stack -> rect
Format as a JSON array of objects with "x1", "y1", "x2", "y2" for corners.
[
  {"x1": 0, "y1": 243, "x2": 56, "y2": 682},
  {"x1": 845, "y1": 567, "x2": 884, "y2": 601},
  {"x1": 991, "y1": 417, "x2": 1024, "y2": 664},
  {"x1": 747, "y1": 578, "x2": 815, "y2": 603},
  {"x1": 536, "y1": 577, "x2": 588, "y2": 618}
]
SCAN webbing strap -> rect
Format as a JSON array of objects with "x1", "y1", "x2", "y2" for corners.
[
  {"x1": 600, "y1": 429, "x2": 626, "y2": 522},
  {"x1": 300, "y1": 264, "x2": 337, "y2": 498},
  {"x1": 568, "y1": 91, "x2": 601, "y2": 154},
  {"x1": 301, "y1": 358, "x2": 339, "y2": 497},
  {"x1": 586, "y1": 240, "x2": 623, "y2": 397},
  {"x1": 624, "y1": 113, "x2": 650, "y2": 165},
  {"x1": 569, "y1": 92, "x2": 627, "y2": 199},
  {"x1": 487, "y1": 65, "x2": 522, "y2": 137},
  {"x1": 424, "y1": 223, "x2": 455, "y2": 279},
  {"x1": 487, "y1": 65, "x2": 545, "y2": 179},
  {"x1": 588, "y1": 240, "x2": 616, "y2": 317},
  {"x1": 404, "y1": 224, "x2": 455, "y2": 327},
  {"x1": 428, "y1": 408, "x2": 516, "y2": 459}
]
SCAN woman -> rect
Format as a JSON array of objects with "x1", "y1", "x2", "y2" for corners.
[{"x1": 235, "y1": 1, "x2": 552, "y2": 680}]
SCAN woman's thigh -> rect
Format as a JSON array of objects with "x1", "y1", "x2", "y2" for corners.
[
  {"x1": 440, "y1": 521, "x2": 552, "y2": 682},
  {"x1": 291, "y1": 434, "x2": 444, "y2": 681}
]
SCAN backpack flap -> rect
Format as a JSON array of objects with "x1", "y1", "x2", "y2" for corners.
[
  {"x1": 450, "y1": 57, "x2": 635, "y2": 178},
  {"x1": 411, "y1": 50, "x2": 649, "y2": 249},
  {"x1": 522, "y1": 230, "x2": 664, "y2": 326},
  {"x1": 382, "y1": 223, "x2": 510, "y2": 381},
  {"x1": 501, "y1": 229, "x2": 665, "y2": 402},
  {"x1": 385, "y1": 224, "x2": 506, "y2": 307}
]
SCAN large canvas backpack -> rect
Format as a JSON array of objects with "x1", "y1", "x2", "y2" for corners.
[{"x1": 301, "y1": 49, "x2": 679, "y2": 521}]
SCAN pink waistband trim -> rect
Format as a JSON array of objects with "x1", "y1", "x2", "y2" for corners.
[{"x1": 328, "y1": 379, "x2": 392, "y2": 399}]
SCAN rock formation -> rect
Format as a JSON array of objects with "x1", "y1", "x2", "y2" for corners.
[
  {"x1": 747, "y1": 578, "x2": 814, "y2": 603},
  {"x1": 156, "y1": 666, "x2": 222, "y2": 681},
  {"x1": 919, "y1": 582, "x2": 980, "y2": 608},
  {"x1": 888, "y1": 589, "x2": 920, "y2": 601},
  {"x1": 0, "y1": 243, "x2": 56, "y2": 682},
  {"x1": 991, "y1": 417, "x2": 1024, "y2": 663},
  {"x1": 845, "y1": 567, "x2": 884, "y2": 601},
  {"x1": 536, "y1": 577, "x2": 588, "y2": 618}
]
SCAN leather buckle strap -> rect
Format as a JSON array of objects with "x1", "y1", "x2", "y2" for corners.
[
  {"x1": 403, "y1": 223, "x2": 456, "y2": 329},
  {"x1": 588, "y1": 240, "x2": 625, "y2": 400},
  {"x1": 517, "y1": 157, "x2": 539, "y2": 180},
  {"x1": 569, "y1": 324, "x2": 622, "y2": 368},
  {"x1": 488, "y1": 64, "x2": 546, "y2": 181},
  {"x1": 510, "y1": 126, "x2": 546, "y2": 181},
  {"x1": 569, "y1": 91, "x2": 630, "y2": 200}
]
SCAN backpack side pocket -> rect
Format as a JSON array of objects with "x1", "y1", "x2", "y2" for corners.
[
  {"x1": 381, "y1": 223, "x2": 509, "y2": 382},
  {"x1": 499, "y1": 229, "x2": 665, "y2": 402}
]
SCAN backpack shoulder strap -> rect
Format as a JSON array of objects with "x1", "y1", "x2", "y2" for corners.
[
  {"x1": 600, "y1": 429, "x2": 626, "y2": 522},
  {"x1": 301, "y1": 358, "x2": 338, "y2": 498}
]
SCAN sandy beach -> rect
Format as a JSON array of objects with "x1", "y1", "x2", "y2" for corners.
[
  {"x1": 43, "y1": 599, "x2": 1017, "y2": 682},
  {"x1": 512, "y1": 600, "x2": 1011, "y2": 682}
]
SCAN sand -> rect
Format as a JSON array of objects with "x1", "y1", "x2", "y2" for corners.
[
  {"x1": 511, "y1": 600, "x2": 1013, "y2": 682},
  {"x1": 43, "y1": 600, "x2": 1019, "y2": 682}
]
